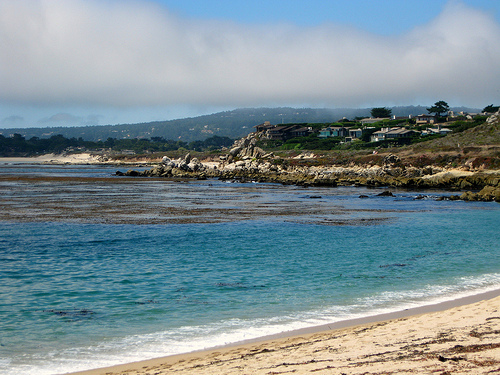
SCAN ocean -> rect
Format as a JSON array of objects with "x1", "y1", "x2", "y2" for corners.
[{"x1": 0, "y1": 163, "x2": 499, "y2": 375}]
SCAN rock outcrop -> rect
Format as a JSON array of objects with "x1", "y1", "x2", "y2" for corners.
[
  {"x1": 117, "y1": 153, "x2": 208, "y2": 178},
  {"x1": 119, "y1": 156, "x2": 500, "y2": 201},
  {"x1": 117, "y1": 111, "x2": 500, "y2": 202}
]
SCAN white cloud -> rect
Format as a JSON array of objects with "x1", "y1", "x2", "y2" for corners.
[{"x1": 0, "y1": 0, "x2": 499, "y2": 110}]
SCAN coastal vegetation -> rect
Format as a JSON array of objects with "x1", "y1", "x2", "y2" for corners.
[
  {"x1": 0, "y1": 106, "x2": 494, "y2": 158},
  {"x1": 0, "y1": 106, "x2": 481, "y2": 142},
  {"x1": 0, "y1": 134, "x2": 234, "y2": 157}
]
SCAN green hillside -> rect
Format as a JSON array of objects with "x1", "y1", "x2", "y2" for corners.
[{"x1": 0, "y1": 106, "x2": 480, "y2": 142}]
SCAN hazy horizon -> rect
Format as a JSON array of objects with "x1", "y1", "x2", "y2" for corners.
[{"x1": 1, "y1": 0, "x2": 499, "y2": 129}]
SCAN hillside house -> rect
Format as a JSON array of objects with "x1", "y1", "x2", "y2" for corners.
[
  {"x1": 392, "y1": 115, "x2": 413, "y2": 120},
  {"x1": 422, "y1": 125, "x2": 452, "y2": 136},
  {"x1": 267, "y1": 124, "x2": 312, "y2": 140},
  {"x1": 360, "y1": 117, "x2": 391, "y2": 125},
  {"x1": 348, "y1": 128, "x2": 363, "y2": 139},
  {"x1": 370, "y1": 127, "x2": 418, "y2": 142},
  {"x1": 289, "y1": 126, "x2": 313, "y2": 138},
  {"x1": 416, "y1": 114, "x2": 436, "y2": 124},
  {"x1": 254, "y1": 121, "x2": 274, "y2": 132},
  {"x1": 319, "y1": 126, "x2": 348, "y2": 138}
]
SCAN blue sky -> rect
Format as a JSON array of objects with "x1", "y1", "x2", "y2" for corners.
[
  {"x1": 158, "y1": 0, "x2": 500, "y2": 33},
  {"x1": 1, "y1": 0, "x2": 500, "y2": 129}
]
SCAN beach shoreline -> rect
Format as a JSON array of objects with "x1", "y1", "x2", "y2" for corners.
[
  {"x1": 0, "y1": 153, "x2": 153, "y2": 165},
  {"x1": 66, "y1": 288, "x2": 500, "y2": 375}
]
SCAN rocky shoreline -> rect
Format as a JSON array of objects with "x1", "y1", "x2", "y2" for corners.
[{"x1": 117, "y1": 134, "x2": 500, "y2": 202}]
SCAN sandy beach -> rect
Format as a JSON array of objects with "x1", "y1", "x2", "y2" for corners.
[
  {"x1": 67, "y1": 291, "x2": 500, "y2": 375},
  {"x1": 0, "y1": 153, "x2": 109, "y2": 164}
]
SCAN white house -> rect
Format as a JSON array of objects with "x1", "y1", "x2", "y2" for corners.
[{"x1": 415, "y1": 114, "x2": 436, "y2": 124}]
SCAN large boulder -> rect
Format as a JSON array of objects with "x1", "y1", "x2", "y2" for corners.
[
  {"x1": 383, "y1": 154, "x2": 401, "y2": 165},
  {"x1": 477, "y1": 185, "x2": 500, "y2": 202},
  {"x1": 187, "y1": 157, "x2": 205, "y2": 172},
  {"x1": 252, "y1": 146, "x2": 266, "y2": 158},
  {"x1": 486, "y1": 109, "x2": 500, "y2": 124},
  {"x1": 229, "y1": 146, "x2": 243, "y2": 157}
]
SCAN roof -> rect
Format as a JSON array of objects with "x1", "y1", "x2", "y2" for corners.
[
  {"x1": 360, "y1": 117, "x2": 390, "y2": 123},
  {"x1": 385, "y1": 127, "x2": 415, "y2": 135}
]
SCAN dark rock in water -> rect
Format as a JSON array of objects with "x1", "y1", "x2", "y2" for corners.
[
  {"x1": 125, "y1": 169, "x2": 141, "y2": 177},
  {"x1": 379, "y1": 263, "x2": 407, "y2": 268},
  {"x1": 44, "y1": 309, "x2": 95, "y2": 320},
  {"x1": 216, "y1": 282, "x2": 245, "y2": 288},
  {"x1": 135, "y1": 300, "x2": 159, "y2": 305},
  {"x1": 309, "y1": 195, "x2": 322, "y2": 199},
  {"x1": 377, "y1": 191, "x2": 394, "y2": 197},
  {"x1": 44, "y1": 308, "x2": 94, "y2": 315},
  {"x1": 359, "y1": 195, "x2": 369, "y2": 199},
  {"x1": 215, "y1": 282, "x2": 266, "y2": 289},
  {"x1": 115, "y1": 171, "x2": 125, "y2": 176}
]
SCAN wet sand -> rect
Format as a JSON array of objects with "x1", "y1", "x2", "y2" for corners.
[{"x1": 67, "y1": 290, "x2": 500, "y2": 375}]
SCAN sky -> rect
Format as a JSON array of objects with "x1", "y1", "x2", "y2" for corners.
[{"x1": 1, "y1": 0, "x2": 500, "y2": 129}]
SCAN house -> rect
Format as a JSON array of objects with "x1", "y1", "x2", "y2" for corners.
[
  {"x1": 318, "y1": 126, "x2": 348, "y2": 138},
  {"x1": 289, "y1": 126, "x2": 313, "y2": 138},
  {"x1": 384, "y1": 128, "x2": 418, "y2": 139},
  {"x1": 267, "y1": 124, "x2": 311, "y2": 140},
  {"x1": 392, "y1": 115, "x2": 413, "y2": 120},
  {"x1": 360, "y1": 117, "x2": 390, "y2": 125},
  {"x1": 415, "y1": 114, "x2": 435, "y2": 124},
  {"x1": 370, "y1": 127, "x2": 419, "y2": 142},
  {"x1": 422, "y1": 125, "x2": 452, "y2": 136},
  {"x1": 348, "y1": 128, "x2": 363, "y2": 139},
  {"x1": 254, "y1": 121, "x2": 274, "y2": 132},
  {"x1": 370, "y1": 129, "x2": 389, "y2": 142}
]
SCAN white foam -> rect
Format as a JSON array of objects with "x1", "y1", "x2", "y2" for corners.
[{"x1": 7, "y1": 273, "x2": 500, "y2": 375}]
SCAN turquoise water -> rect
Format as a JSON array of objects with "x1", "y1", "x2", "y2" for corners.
[{"x1": 0, "y1": 164, "x2": 499, "y2": 374}]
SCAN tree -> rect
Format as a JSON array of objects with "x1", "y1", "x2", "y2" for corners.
[
  {"x1": 483, "y1": 104, "x2": 499, "y2": 113},
  {"x1": 427, "y1": 101, "x2": 450, "y2": 117},
  {"x1": 370, "y1": 107, "x2": 392, "y2": 118}
]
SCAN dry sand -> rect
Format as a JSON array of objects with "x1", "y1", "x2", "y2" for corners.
[
  {"x1": 0, "y1": 153, "x2": 106, "y2": 164},
  {"x1": 68, "y1": 291, "x2": 500, "y2": 375}
]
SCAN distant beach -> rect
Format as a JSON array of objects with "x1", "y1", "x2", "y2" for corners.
[{"x1": 0, "y1": 153, "x2": 135, "y2": 165}]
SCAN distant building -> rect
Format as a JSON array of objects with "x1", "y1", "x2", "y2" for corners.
[
  {"x1": 318, "y1": 126, "x2": 348, "y2": 138},
  {"x1": 360, "y1": 117, "x2": 390, "y2": 125},
  {"x1": 415, "y1": 114, "x2": 436, "y2": 124},
  {"x1": 254, "y1": 121, "x2": 274, "y2": 132},
  {"x1": 392, "y1": 115, "x2": 413, "y2": 120},
  {"x1": 267, "y1": 124, "x2": 312, "y2": 140},
  {"x1": 348, "y1": 128, "x2": 363, "y2": 139},
  {"x1": 422, "y1": 125, "x2": 452, "y2": 136},
  {"x1": 289, "y1": 126, "x2": 312, "y2": 138},
  {"x1": 370, "y1": 127, "x2": 419, "y2": 142}
]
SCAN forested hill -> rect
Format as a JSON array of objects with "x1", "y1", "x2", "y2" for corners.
[{"x1": 0, "y1": 106, "x2": 480, "y2": 142}]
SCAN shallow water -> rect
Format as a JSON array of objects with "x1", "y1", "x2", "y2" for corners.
[{"x1": 0, "y1": 165, "x2": 499, "y2": 374}]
